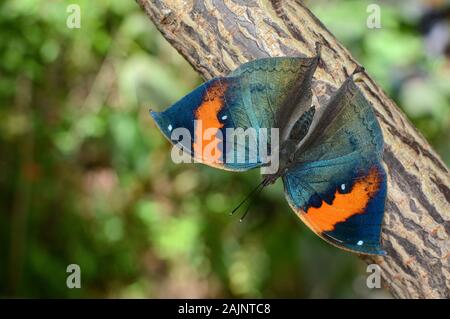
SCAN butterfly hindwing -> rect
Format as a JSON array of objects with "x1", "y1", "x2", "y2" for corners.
[
  {"x1": 283, "y1": 76, "x2": 387, "y2": 255},
  {"x1": 151, "y1": 56, "x2": 318, "y2": 171}
]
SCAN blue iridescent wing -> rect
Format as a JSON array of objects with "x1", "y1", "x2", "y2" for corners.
[
  {"x1": 283, "y1": 77, "x2": 387, "y2": 255},
  {"x1": 151, "y1": 56, "x2": 318, "y2": 171}
]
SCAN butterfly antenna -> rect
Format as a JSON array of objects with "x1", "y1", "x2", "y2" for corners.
[
  {"x1": 239, "y1": 183, "x2": 266, "y2": 222},
  {"x1": 230, "y1": 179, "x2": 266, "y2": 216}
]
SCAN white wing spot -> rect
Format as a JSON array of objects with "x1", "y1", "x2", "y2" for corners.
[
  {"x1": 221, "y1": 115, "x2": 228, "y2": 120},
  {"x1": 357, "y1": 240, "x2": 364, "y2": 246},
  {"x1": 341, "y1": 184, "x2": 346, "y2": 191},
  {"x1": 168, "y1": 124, "x2": 173, "y2": 131}
]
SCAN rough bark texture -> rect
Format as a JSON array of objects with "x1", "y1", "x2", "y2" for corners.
[{"x1": 137, "y1": 0, "x2": 450, "y2": 298}]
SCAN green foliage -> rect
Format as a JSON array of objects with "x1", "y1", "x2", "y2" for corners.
[{"x1": 0, "y1": 0, "x2": 448, "y2": 298}]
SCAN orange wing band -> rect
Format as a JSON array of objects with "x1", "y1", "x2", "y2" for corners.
[
  {"x1": 193, "y1": 81, "x2": 228, "y2": 165},
  {"x1": 302, "y1": 167, "x2": 381, "y2": 232}
]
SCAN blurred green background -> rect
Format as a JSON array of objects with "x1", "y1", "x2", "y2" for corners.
[{"x1": 0, "y1": 0, "x2": 449, "y2": 298}]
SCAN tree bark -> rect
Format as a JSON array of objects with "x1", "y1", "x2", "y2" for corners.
[{"x1": 136, "y1": 0, "x2": 450, "y2": 298}]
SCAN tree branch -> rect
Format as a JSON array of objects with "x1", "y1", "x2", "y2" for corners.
[{"x1": 137, "y1": 0, "x2": 450, "y2": 298}]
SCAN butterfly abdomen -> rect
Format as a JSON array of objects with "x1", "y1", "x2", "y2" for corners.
[{"x1": 289, "y1": 106, "x2": 316, "y2": 141}]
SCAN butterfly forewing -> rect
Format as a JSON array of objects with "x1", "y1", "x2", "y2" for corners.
[{"x1": 152, "y1": 56, "x2": 320, "y2": 171}]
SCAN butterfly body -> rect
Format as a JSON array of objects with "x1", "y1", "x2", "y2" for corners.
[{"x1": 151, "y1": 46, "x2": 387, "y2": 255}]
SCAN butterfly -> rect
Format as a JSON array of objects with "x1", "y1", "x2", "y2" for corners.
[{"x1": 150, "y1": 44, "x2": 387, "y2": 255}]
